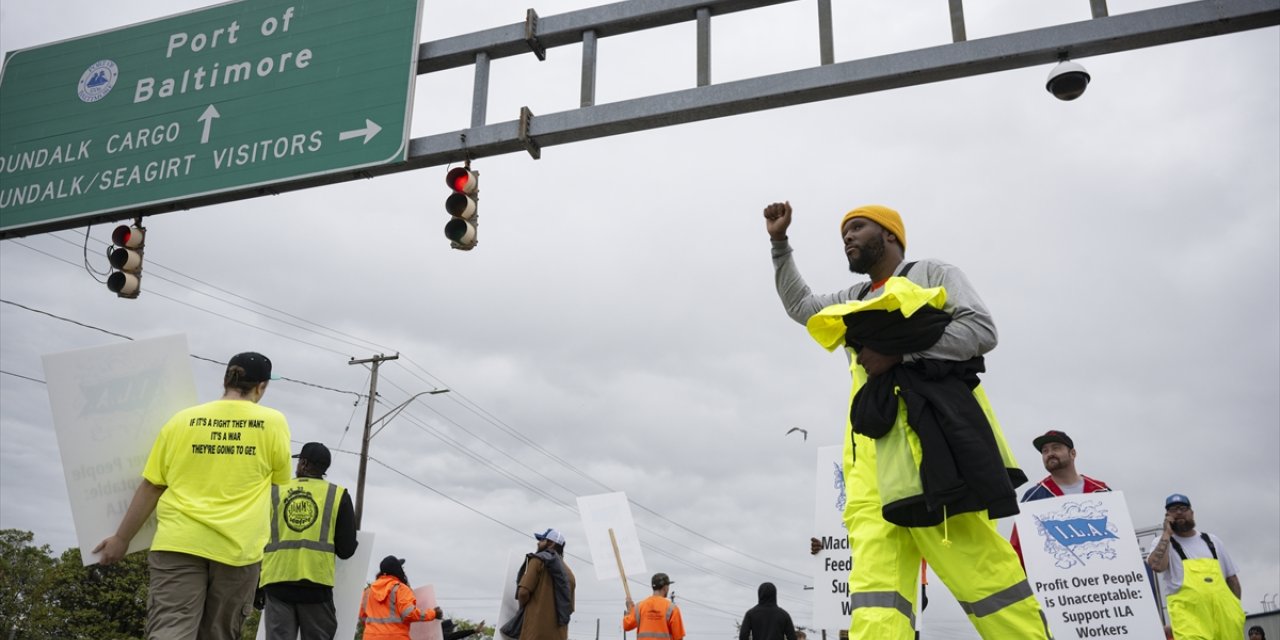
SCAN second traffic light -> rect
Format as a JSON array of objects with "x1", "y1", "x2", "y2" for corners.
[
  {"x1": 107, "y1": 223, "x2": 145, "y2": 298},
  {"x1": 444, "y1": 166, "x2": 478, "y2": 250}
]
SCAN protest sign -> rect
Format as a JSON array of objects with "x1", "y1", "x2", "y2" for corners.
[
  {"x1": 409, "y1": 584, "x2": 444, "y2": 640},
  {"x1": 811, "y1": 445, "x2": 850, "y2": 630},
  {"x1": 42, "y1": 334, "x2": 196, "y2": 565},
  {"x1": 1017, "y1": 491, "x2": 1164, "y2": 638},
  {"x1": 577, "y1": 492, "x2": 646, "y2": 582},
  {"x1": 497, "y1": 546, "x2": 525, "y2": 640}
]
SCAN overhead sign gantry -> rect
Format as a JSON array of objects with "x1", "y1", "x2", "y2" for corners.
[{"x1": 1, "y1": 0, "x2": 1276, "y2": 240}]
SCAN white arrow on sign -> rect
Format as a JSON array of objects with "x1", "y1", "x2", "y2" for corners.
[
  {"x1": 197, "y1": 105, "x2": 220, "y2": 144},
  {"x1": 339, "y1": 119, "x2": 382, "y2": 144}
]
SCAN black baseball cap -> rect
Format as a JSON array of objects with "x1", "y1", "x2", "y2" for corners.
[
  {"x1": 227, "y1": 352, "x2": 275, "y2": 383},
  {"x1": 651, "y1": 573, "x2": 673, "y2": 589},
  {"x1": 376, "y1": 558, "x2": 407, "y2": 578},
  {"x1": 1032, "y1": 430, "x2": 1074, "y2": 452},
  {"x1": 293, "y1": 442, "x2": 331, "y2": 471}
]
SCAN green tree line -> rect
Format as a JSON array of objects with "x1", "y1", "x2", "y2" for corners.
[
  {"x1": 1, "y1": 529, "x2": 493, "y2": 640},
  {"x1": 1, "y1": 528, "x2": 150, "y2": 640}
]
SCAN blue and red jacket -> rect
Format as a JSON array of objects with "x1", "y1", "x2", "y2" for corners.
[{"x1": 1019, "y1": 475, "x2": 1111, "y2": 502}]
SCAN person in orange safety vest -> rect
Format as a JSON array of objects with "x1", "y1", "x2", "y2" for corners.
[
  {"x1": 623, "y1": 573, "x2": 685, "y2": 640},
  {"x1": 359, "y1": 555, "x2": 444, "y2": 640}
]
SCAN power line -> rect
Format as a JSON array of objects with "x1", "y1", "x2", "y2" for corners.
[
  {"x1": 355, "y1": 449, "x2": 749, "y2": 623},
  {"x1": 0, "y1": 296, "x2": 721, "y2": 596},
  {"x1": 8, "y1": 239, "x2": 352, "y2": 355},
  {"x1": 0, "y1": 369, "x2": 45, "y2": 384},
  {"x1": 4, "y1": 286, "x2": 805, "y2": 594},
  {"x1": 6, "y1": 238, "x2": 808, "y2": 589},
  {"x1": 1, "y1": 298, "x2": 133, "y2": 340},
  {"x1": 392, "y1": 361, "x2": 810, "y2": 582},
  {"x1": 368, "y1": 375, "x2": 810, "y2": 599},
  {"x1": 51, "y1": 230, "x2": 397, "y2": 356},
  {"x1": 1, "y1": 298, "x2": 362, "y2": 400},
  {"x1": 187, "y1": 354, "x2": 363, "y2": 401},
  {"x1": 144, "y1": 288, "x2": 353, "y2": 356}
]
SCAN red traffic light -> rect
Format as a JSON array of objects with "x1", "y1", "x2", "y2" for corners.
[
  {"x1": 111, "y1": 224, "x2": 143, "y2": 249},
  {"x1": 445, "y1": 166, "x2": 479, "y2": 251},
  {"x1": 107, "y1": 224, "x2": 145, "y2": 298},
  {"x1": 446, "y1": 167, "x2": 478, "y2": 194}
]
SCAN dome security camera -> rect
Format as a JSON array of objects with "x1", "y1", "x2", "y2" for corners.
[{"x1": 1046, "y1": 60, "x2": 1091, "y2": 101}]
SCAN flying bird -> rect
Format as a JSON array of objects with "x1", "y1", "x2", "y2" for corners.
[{"x1": 786, "y1": 427, "x2": 808, "y2": 441}]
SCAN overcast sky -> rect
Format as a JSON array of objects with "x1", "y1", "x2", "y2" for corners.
[{"x1": 1, "y1": 1, "x2": 1277, "y2": 639}]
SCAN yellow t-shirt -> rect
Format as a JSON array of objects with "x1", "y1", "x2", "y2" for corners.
[{"x1": 142, "y1": 398, "x2": 292, "y2": 566}]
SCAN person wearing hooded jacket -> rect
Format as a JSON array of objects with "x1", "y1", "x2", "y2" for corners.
[
  {"x1": 513, "y1": 528, "x2": 575, "y2": 640},
  {"x1": 359, "y1": 556, "x2": 443, "y2": 640},
  {"x1": 739, "y1": 582, "x2": 797, "y2": 640},
  {"x1": 763, "y1": 202, "x2": 1049, "y2": 639}
]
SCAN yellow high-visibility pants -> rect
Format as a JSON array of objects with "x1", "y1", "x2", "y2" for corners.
[{"x1": 846, "y1": 497, "x2": 1051, "y2": 639}]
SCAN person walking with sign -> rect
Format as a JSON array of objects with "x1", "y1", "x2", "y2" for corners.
[
  {"x1": 1011, "y1": 430, "x2": 1111, "y2": 564},
  {"x1": 623, "y1": 573, "x2": 685, "y2": 640},
  {"x1": 359, "y1": 555, "x2": 444, "y2": 640},
  {"x1": 93, "y1": 351, "x2": 292, "y2": 640}
]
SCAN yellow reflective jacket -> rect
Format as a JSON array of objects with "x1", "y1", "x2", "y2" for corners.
[{"x1": 808, "y1": 277, "x2": 1022, "y2": 526}]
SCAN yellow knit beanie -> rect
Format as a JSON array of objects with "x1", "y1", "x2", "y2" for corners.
[{"x1": 839, "y1": 205, "x2": 906, "y2": 251}]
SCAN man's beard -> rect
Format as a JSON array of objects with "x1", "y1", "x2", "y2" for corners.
[
  {"x1": 1043, "y1": 456, "x2": 1066, "y2": 473},
  {"x1": 1172, "y1": 517, "x2": 1196, "y2": 534},
  {"x1": 847, "y1": 234, "x2": 886, "y2": 275}
]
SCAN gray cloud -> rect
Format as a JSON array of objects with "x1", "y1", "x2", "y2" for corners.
[{"x1": 2, "y1": 2, "x2": 1277, "y2": 639}]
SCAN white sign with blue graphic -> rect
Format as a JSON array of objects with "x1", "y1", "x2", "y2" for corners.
[
  {"x1": 812, "y1": 445, "x2": 850, "y2": 630},
  {"x1": 1016, "y1": 491, "x2": 1164, "y2": 638}
]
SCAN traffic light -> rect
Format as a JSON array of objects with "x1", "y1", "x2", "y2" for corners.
[
  {"x1": 444, "y1": 166, "x2": 478, "y2": 250},
  {"x1": 107, "y1": 223, "x2": 145, "y2": 298}
]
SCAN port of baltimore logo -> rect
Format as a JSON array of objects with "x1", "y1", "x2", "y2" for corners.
[{"x1": 78, "y1": 60, "x2": 119, "y2": 103}]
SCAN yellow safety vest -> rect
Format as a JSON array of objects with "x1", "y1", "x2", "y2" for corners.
[{"x1": 260, "y1": 477, "x2": 344, "y2": 587}]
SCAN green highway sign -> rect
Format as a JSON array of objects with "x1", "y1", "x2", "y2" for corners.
[{"x1": 0, "y1": 0, "x2": 423, "y2": 237}]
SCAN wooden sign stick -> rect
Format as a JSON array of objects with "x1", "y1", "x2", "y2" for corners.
[{"x1": 609, "y1": 527, "x2": 633, "y2": 603}]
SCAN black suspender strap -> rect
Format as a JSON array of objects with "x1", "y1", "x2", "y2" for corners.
[
  {"x1": 1168, "y1": 534, "x2": 1218, "y2": 561},
  {"x1": 1201, "y1": 533, "x2": 1218, "y2": 559}
]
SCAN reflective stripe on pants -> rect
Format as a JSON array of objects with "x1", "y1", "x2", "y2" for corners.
[{"x1": 844, "y1": 425, "x2": 1052, "y2": 640}]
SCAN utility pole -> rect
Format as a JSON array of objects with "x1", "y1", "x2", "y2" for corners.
[{"x1": 349, "y1": 352, "x2": 399, "y2": 529}]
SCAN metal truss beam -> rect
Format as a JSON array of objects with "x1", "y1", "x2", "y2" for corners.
[
  {"x1": 417, "y1": 0, "x2": 800, "y2": 73},
  {"x1": 20, "y1": 0, "x2": 1277, "y2": 236},
  {"x1": 393, "y1": 0, "x2": 1280, "y2": 171}
]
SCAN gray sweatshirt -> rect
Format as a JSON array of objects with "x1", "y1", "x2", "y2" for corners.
[{"x1": 770, "y1": 238, "x2": 997, "y2": 362}]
